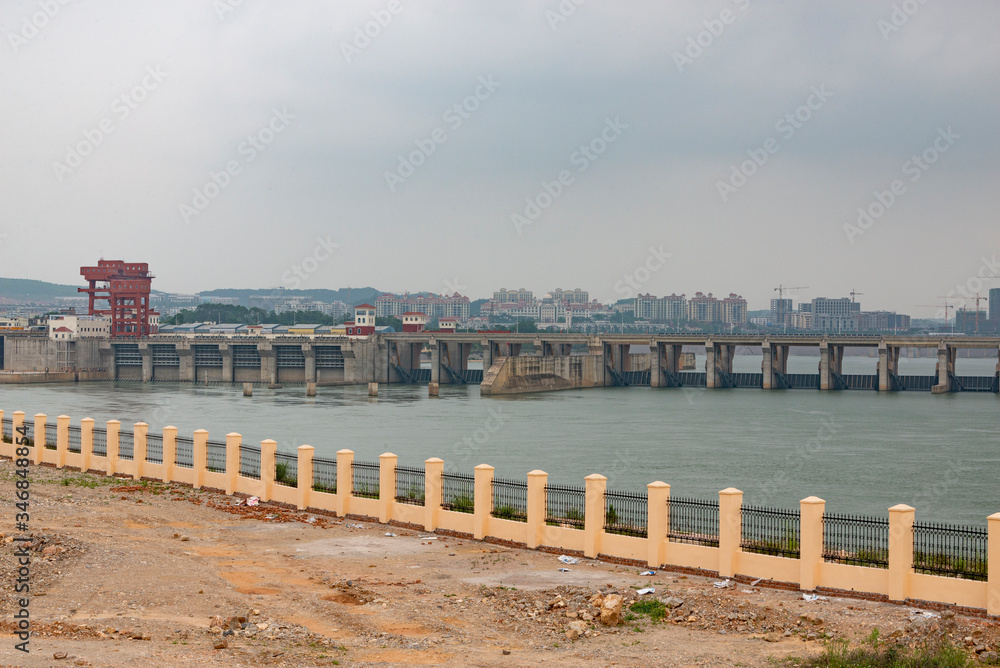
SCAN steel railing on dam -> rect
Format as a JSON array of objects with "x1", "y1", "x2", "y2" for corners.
[{"x1": 4, "y1": 407, "x2": 1000, "y2": 617}]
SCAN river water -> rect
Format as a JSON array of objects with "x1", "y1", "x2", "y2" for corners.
[{"x1": 1, "y1": 356, "x2": 996, "y2": 525}]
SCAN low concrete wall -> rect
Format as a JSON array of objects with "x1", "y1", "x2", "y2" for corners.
[
  {"x1": 2, "y1": 406, "x2": 998, "y2": 618},
  {"x1": 481, "y1": 355, "x2": 607, "y2": 395},
  {"x1": 0, "y1": 370, "x2": 112, "y2": 384}
]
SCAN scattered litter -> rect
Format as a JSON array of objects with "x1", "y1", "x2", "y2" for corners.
[
  {"x1": 558, "y1": 568, "x2": 571, "y2": 572},
  {"x1": 557, "y1": 555, "x2": 580, "y2": 565},
  {"x1": 246, "y1": 496, "x2": 259, "y2": 507},
  {"x1": 741, "y1": 589, "x2": 755, "y2": 593},
  {"x1": 636, "y1": 587, "x2": 655, "y2": 595},
  {"x1": 802, "y1": 594, "x2": 828, "y2": 602},
  {"x1": 384, "y1": 532, "x2": 397, "y2": 537},
  {"x1": 713, "y1": 580, "x2": 733, "y2": 589},
  {"x1": 347, "y1": 524, "x2": 365, "y2": 529},
  {"x1": 419, "y1": 536, "x2": 439, "y2": 540},
  {"x1": 909, "y1": 609, "x2": 940, "y2": 619},
  {"x1": 306, "y1": 517, "x2": 317, "y2": 523},
  {"x1": 639, "y1": 570, "x2": 656, "y2": 576},
  {"x1": 750, "y1": 578, "x2": 764, "y2": 586}
]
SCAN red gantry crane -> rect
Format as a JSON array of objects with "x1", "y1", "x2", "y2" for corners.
[{"x1": 79, "y1": 260, "x2": 155, "y2": 338}]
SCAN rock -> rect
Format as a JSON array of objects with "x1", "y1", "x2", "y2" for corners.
[
  {"x1": 581, "y1": 612, "x2": 594, "y2": 622},
  {"x1": 501, "y1": 649, "x2": 511, "y2": 655},
  {"x1": 53, "y1": 651, "x2": 68, "y2": 659},
  {"x1": 42, "y1": 545, "x2": 64, "y2": 557},
  {"x1": 566, "y1": 627, "x2": 582, "y2": 640},
  {"x1": 764, "y1": 633, "x2": 780, "y2": 643},
  {"x1": 981, "y1": 651, "x2": 998, "y2": 662},
  {"x1": 661, "y1": 596, "x2": 686, "y2": 609},
  {"x1": 600, "y1": 594, "x2": 623, "y2": 626},
  {"x1": 214, "y1": 639, "x2": 228, "y2": 650},
  {"x1": 589, "y1": 593, "x2": 604, "y2": 608},
  {"x1": 549, "y1": 596, "x2": 566, "y2": 610}
]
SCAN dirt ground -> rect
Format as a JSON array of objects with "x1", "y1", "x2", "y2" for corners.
[{"x1": 0, "y1": 460, "x2": 997, "y2": 668}]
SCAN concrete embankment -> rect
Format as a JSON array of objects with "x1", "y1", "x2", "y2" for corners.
[
  {"x1": 0, "y1": 370, "x2": 110, "y2": 384},
  {"x1": 480, "y1": 355, "x2": 606, "y2": 395}
]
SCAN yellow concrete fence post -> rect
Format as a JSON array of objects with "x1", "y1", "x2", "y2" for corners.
[
  {"x1": 56, "y1": 415, "x2": 70, "y2": 469},
  {"x1": 192, "y1": 429, "x2": 208, "y2": 489},
  {"x1": 988, "y1": 512, "x2": 1000, "y2": 617},
  {"x1": 474, "y1": 464, "x2": 494, "y2": 540},
  {"x1": 379, "y1": 453, "x2": 397, "y2": 524},
  {"x1": 888, "y1": 504, "x2": 915, "y2": 603},
  {"x1": 297, "y1": 445, "x2": 314, "y2": 510},
  {"x1": 336, "y1": 449, "x2": 354, "y2": 517},
  {"x1": 647, "y1": 481, "x2": 670, "y2": 569},
  {"x1": 718, "y1": 488, "x2": 744, "y2": 579},
  {"x1": 162, "y1": 426, "x2": 177, "y2": 483},
  {"x1": 260, "y1": 439, "x2": 276, "y2": 502},
  {"x1": 33, "y1": 413, "x2": 47, "y2": 465},
  {"x1": 226, "y1": 432, "x2": 241, "y2": 495},
  {"x1": 424, "y1": 458, "x2": 444, "y2": 532},
  {"x1": 526, "y1": 470, "x2": 548, "y2": 549},
  {"x1": 584, "y1": 473, "x2": 607, "y2": 559},
  {"x1": 799, "y1": 496, "x2": 826, "y2": 592},
  {"x1": 106, "y1": 419, "x2": 120, "y2": 476},
  {"x1": 134, "y1": 422, "x2": 148, "y2": 481},
  {"x1": 12, "y1": 412, "x2": 25, "y2": 454},
  {"x1": 80, "y1": 418, "x2": 94, "y2": 473}
]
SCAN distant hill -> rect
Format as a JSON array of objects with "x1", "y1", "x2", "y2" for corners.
[
  {"x1": 199, "y1": 287, "x2": 383, "y2": 307},
  {"x1": 0, "y1": 277, "x2": 82, "y2": 302}
]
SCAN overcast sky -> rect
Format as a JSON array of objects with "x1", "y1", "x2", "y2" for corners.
[{"x1": 1, "y1": 1, "x2": 998, "y2": 313}]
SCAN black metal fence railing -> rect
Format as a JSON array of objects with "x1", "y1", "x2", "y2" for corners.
[
  {"x1": 395, "y1": 465, "x2": 425, "y2": 506},
  {"x1": 174, "y1": 436, "x2": 193, "y2": 468},
  {"x1": 118, "y1": 430, "x2": 135, "y2": 461},
  {"x1": 145, "y1": 433, "x2": 163, "y2": 464},
  {"x1": 92, "y1": 427, "x2": 107, "y2": 457},
  {"x1": 0, "y1": 417, "x2": 10, "y2": 443},
  {"x1": 741, "y1": 504, "x2": 801, "y2": 559},
  {"x1": 67, "y1": 425, "x2": 82, "y2": 453},
  {"x1": 545, "y1": 484, "x2": 586, "y2": 529},
  {"x1": 605, "y1": 489, "x2": 647, "y2": 538},
  {"x1": 352, "y1": 461, "x2": 380, "y2": 499},
  {"x1": 492, "y1": 477, "x2": 527, "y2": 522},
  {"x1": 668, "y1": 496, "x2": 720, "y2": 547},
  {"x1": 239, "y1": 445, "x2": 261, "y2": 480},
  {"x1": 206, "y1": 439, "x2": 227, "y2": 473},
  {"x1": 22, "y1": 421, "x2": 34, "y2": 447},
  {"x1": 822, "y1": 513, "x2": 888, "y2": 568},
  {"x1": 312, "y1": 456, "x2": 336, "y2": 493},
  {"x1": 913, "y1": 521, "x2": 988, "y2": 581},
  {"x1": 274, "y1": 451, "x2": 298, "y2": 486},
  {"x1": 442, "y1": 472, "x2": 475, "y2": 513}
]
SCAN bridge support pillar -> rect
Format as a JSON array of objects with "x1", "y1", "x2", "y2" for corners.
[
  {"x1": 651, "y1": 342, "x2": 663, "y2": 387},
  {"x1": 932, "y1": 343, "x2": 954, "y2": 394},
  {"x1": 177, "y1": 344, "x2": 195, "y2": 382},
  {"x1": 507, "y1": 343, "x2": 522, "y2": 357},
  {"x1": 258, "y1": 343, "x2": 277, "y2": 387},
  {"x1": 878, "y1": 343, "x2": 899, "y2": 392},
  {"x1": 705, "y1": 341, "x2": 717, "y2": 389},
  {"x1": 140, "y1": 343, "x2": 152, "y2": 382},
  {"x1": 820, "y1": 343, "x2": 831, "y2": 390},
  {"x1": 762, "y1": 341, "x2": 787, "y2": 389},
  {"x1": 220, "y1": 344, "x2": 233, "y2": 383},
  {"x1": 303, "y1": 344, "x2": 316, "y2": 383},
  {"x1": 430, "y1": 339, "x2": 441, "y2": 385}
]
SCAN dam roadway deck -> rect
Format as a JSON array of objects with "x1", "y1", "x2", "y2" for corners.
[{"x1": 1, "y1": 332, "x2": 998, "y2": 395}]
